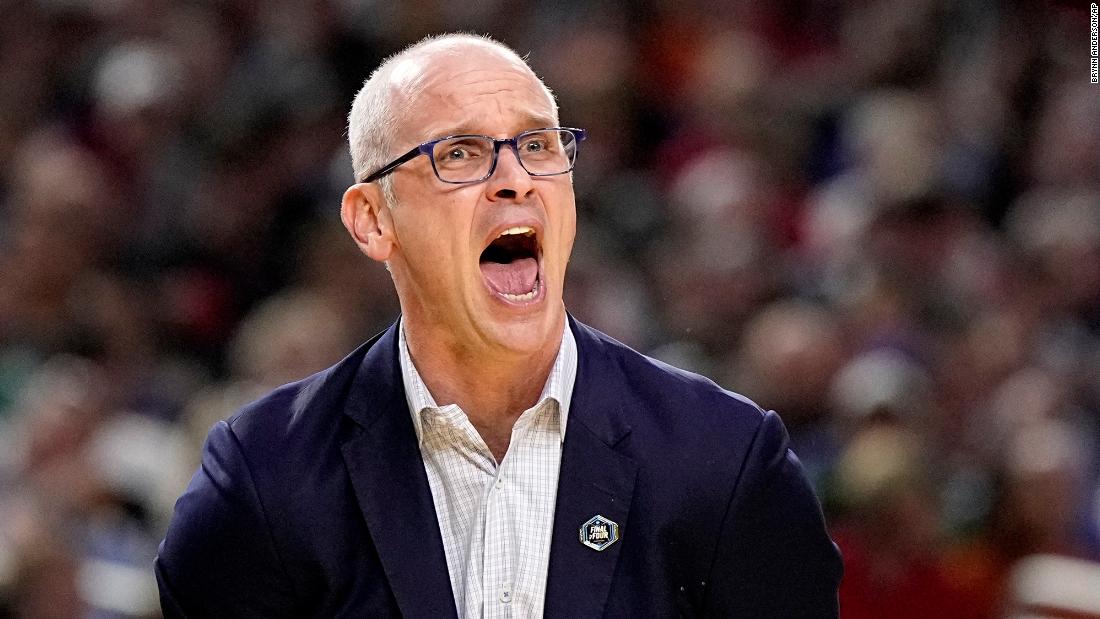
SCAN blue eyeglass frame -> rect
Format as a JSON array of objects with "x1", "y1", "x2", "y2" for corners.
[{"x1": 360, "y1": 127, "x2": 587, "y2": 184}]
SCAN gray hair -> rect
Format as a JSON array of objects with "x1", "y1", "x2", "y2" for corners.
[{"x1": 347, "y1": 33, "x2": 557, "y2": 206}]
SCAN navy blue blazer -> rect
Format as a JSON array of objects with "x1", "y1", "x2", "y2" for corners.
[{"x1": 156, "y1": 317, "x2": 842, "y2": 617}]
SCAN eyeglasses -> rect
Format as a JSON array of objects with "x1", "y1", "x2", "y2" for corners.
[{"x1": 361, "y1": 127, "x2": 587, "y2": 184}]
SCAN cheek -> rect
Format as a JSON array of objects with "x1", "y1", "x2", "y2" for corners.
[
  {"x1": 395, "y1": 197, "x2": 478, "y2": 275},
  {"x1": 556, "y1": 228, "x2": 575, "y2": 268},
  {"x1": 555, "y1": 193, "x2": 577, "y2": 258}
]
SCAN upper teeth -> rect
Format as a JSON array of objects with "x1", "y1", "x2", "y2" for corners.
[{"x1": 499, "y1": 226, "x2": 534, "y2": 237}]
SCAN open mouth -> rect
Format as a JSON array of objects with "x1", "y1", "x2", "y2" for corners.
[{"x1": 479, "y1": 225, "x2": 543, "y2": 304}]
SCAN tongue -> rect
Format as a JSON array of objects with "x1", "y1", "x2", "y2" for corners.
[{"x1": 480, "y1": 257, "x2": 538, "y2": 295}]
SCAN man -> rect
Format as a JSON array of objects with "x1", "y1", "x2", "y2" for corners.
[{"x1": 155, "y1": 34, "x2": 842, "y2": 617}]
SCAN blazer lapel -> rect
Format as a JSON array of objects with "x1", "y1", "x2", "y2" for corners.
[
  {"x1": 544, "y1": 318, "x2": 639, "y2": 617},
  {"x1": 340, "y1": 323, "x2": 458, "y2": 618}
]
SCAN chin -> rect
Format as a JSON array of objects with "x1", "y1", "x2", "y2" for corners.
[{"x1": 479, "y1": 297, "x2": 564, "y2": 355}]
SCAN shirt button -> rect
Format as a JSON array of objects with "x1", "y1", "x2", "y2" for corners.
[
  {"x1": 500, "y1": 583, "x2": 512, "y2": 603},
  {"x1": 495, "y1": 477, "x2": 503, "y2": 489}
]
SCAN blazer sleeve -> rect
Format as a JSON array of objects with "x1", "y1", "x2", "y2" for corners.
[
  {"x1": 703, "y1": 410, "x2": 843, "y2": 618},
  {"x1": 155, "y1": 420, "x2": 297, "y2": 618}
]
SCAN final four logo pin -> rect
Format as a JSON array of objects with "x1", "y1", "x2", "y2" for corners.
[{"x1": 580, "y1": 515, "x2": 619, "y2": 551}]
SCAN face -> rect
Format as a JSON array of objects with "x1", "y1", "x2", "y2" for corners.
[{"x1": 344, "y1": 45, "x2": 576, "y2": 359}]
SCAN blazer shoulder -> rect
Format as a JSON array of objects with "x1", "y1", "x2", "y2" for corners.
[
  {"x1": 576, "y1": 320, "x2": 766, "y2": 424},
  {"x1": 224, "y1": 330, "x2": 384, "y2": 448}
]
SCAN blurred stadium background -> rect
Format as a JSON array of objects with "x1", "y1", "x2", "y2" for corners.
[{"x1": 1, "y1": 0, "x2": 1098, "y2": 617}]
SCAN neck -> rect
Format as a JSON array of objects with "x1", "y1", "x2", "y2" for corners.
[{"x1": 402, "y1": 312, "x2": 564, "y2": 457}]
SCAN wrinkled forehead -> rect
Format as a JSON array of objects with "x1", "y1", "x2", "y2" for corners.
[{"x1": 387, "y1": 44, "x2": 558, "y2": 141}]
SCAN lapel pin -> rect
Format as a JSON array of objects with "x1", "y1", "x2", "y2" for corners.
[{"x1": 580, "y1": 515, "x2": 620, "y2": 551}]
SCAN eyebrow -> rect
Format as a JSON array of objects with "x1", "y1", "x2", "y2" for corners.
[{"x1": 417, "y1": 111, "x2": 559, "y2": 142}]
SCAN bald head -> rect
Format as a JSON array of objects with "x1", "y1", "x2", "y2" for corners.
[{"x1": 347, "y1": 34, "x2": 558, "y2": 202}]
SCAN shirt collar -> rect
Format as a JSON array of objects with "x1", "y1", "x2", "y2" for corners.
[{"x1": 398, "y1": 317, "x2": 577, "y2": 445}]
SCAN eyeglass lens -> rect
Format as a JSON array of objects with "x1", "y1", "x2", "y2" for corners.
[{"x1": 431, "y1": 129, "x2": 578, "y2": 182}]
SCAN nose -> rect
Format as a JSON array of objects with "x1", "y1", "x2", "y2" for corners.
[{"x1": 485, "y1": 142, "x2": 535, "y2": 202}]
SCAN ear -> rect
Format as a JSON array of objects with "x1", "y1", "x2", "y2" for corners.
[{"x1": 341, "y1": 183, "x2": 397, "y2": 263}]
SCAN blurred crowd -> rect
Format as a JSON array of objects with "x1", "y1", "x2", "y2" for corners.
[{"x1": 1, "y1": 0, "x2": 1098, "y2": 617}]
